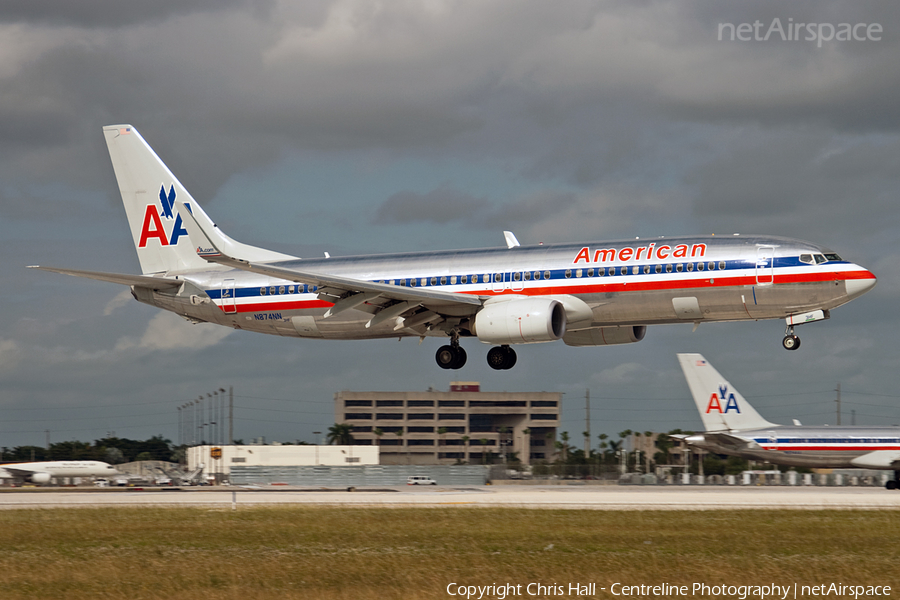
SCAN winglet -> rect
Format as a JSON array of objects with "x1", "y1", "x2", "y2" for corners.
[
  {"x1": 176, "y1": 202, "x2": 224, "y2": 261},
  {"x1": 503, "y1": 231, "x2": 520, "y2": 249}
]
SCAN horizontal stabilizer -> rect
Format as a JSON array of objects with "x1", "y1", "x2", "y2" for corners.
[
  {"x1": 27, "y1": 266, "x2": 181, "y2": 289},
  {"x1": 704, "y1": 432, "x2": 762, "y2": 451}
]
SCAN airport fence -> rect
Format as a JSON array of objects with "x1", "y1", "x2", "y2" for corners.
[
  {"x1": 229, "y1": 464, "x2": 489, "y2": 487},
  {"x1": 490, "y1": 464, "x2": 622, "y2": 481}
]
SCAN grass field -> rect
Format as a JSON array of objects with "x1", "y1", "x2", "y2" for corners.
[{"x1": 0, "y1": 507, "x2": 897, "y2": 599}]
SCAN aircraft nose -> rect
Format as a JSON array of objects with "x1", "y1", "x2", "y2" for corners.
[{"x1": 845, "y1": 270, "x2": 876, "y2": 299}]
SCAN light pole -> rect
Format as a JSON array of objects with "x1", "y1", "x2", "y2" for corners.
[
  {"x1": 197, "y1": 396, "x2": 204, "y2": 444},
  {"x1": 313, "y1": 431, "x2": 321, "y2": 465},
  {"x1": 218, "y1": 388, "x2": 226, "y2": 445},
  {"x1": 187, "y1": 401, "x2": 194, "y2": 445}
]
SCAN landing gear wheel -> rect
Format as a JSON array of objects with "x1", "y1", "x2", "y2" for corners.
[
  {"x1": 886, "y1": 480, "x2": 898, "y2": 490},
  {"x1": 435, "y1": 345, "x2": 467, "y2": 370},
  {"x1": 487, "y1": 345, "x2": 517, "y2": 370},
  {"x1": 436, "y1": 345, "x2": 455, "y2": 369},
  {"x1": 451, "y1": 346, "x2": 467, "y2": 369},
  {"x1": 782, "y1": 335, "x2": 801, "y2": 351}
]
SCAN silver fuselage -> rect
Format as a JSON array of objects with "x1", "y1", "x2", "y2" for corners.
[
  {"x1": 686, "y1": 426, "x2": 900, "y2": 469},
  {"x1": 136, "y1": 234, "x2": 874, "y2": 342}
]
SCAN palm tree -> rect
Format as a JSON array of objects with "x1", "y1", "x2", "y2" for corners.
[
  {"x1": 480, "y1": 438, "x2": 489, "y2": 464},
  {"x1": 373, "y1": 427, "x2": 383, "y2": 448},
  {"x1": 326, "y1": 423, "x2": 354, "y2": 445},
  {"x1": 598, "y1": 433, "x2": 609, "y2": 465},
  {"x1": 560, "y1": 431, "x2": 570, "y2": 463},
  {"x1": 546, "y1": 431, "x2": 556, "y2": 461}
]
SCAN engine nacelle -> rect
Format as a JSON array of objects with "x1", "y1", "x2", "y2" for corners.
[
  {"x1": 29, "y1": 472, "x2": 52, "y2": 484},
  {"x1": 563, "y1": 325, "x2": 647, "y2": 346},
  {"x1": 474, "y1": 298, "x2": 566, "y2": 344}
]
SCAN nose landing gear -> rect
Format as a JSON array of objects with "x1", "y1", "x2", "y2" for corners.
[
  {"x1": 782, "y1": 324, "x2": 801, "y2": 351},
  {"x1": 782, "y1": 329, "x2": 801, "y2": 351}
]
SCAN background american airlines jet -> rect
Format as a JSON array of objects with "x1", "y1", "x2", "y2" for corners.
[
  {"x1": 677, "y1": 353, "x2": 900, "y2": 490},
  {"x1": 32, "y1": 125, "x2": 876, "y2": 370}
]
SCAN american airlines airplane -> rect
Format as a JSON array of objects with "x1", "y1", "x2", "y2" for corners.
[
  {"x1": 677, "y1": 353, "x2": 900, "y2": 490},
  {"x1": 0, "y1": 460, "x2": 118, "y2": 484},
  {"x1": 31, "y1": 125, "x2": 876, "y2": 370}
]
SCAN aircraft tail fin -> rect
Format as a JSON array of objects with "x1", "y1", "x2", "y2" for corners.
[
  {"x1": 103, "y1": 125, "x2": 295, "y2": 275},
  {"x1": 677, "y1": 353, "x2": 776, "y2": 432}
]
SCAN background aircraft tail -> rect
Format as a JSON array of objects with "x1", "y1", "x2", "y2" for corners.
[
  {"x1": 103, "y1": 125, "x2": 295, "y2": 275},
  {"x1": 677, "y1": 353, "x2": 776, "y2": 432}
]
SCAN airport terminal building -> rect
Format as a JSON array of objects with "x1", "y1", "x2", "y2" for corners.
[{"x1": 335, "y1": 383, "x2": 561, "y2": 465}]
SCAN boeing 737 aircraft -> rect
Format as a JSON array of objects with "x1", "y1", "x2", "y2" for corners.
[
  {"x1": 31, "y1": 125, "x2": 876, "y2": 370},
  {"x1": 0, "y1": 460, "x2": 118, "y2": 484},
  {"x1": 677, "y1": 353, "x2": 900, "y2": 490}
]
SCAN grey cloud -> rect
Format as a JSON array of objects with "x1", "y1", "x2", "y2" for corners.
[
  {"x1": 374, "y1": 184, "x2": 487, "y2": 225},
  {"x1": 0, "y1": 0, "x2": 256, "y2": 28},
  {"x1": 686, "y1": 132, "x2": 900, "y2": 240},
  {"x1": 373, "y1": 185, "x2": 578, "y2": 230}
]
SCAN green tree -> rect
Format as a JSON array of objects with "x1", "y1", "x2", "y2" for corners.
[{"x1": 326, "y1": 423, "x2": 355, "y2": 445}]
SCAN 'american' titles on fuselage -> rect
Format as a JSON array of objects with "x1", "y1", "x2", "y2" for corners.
[{"x1": 30, "y1": 125, "x2": 877, "y2": 371}]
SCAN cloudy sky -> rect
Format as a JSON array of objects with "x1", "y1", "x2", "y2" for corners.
[{"x1": 3, "y1": 0, "x2": 900, "y2": 450}]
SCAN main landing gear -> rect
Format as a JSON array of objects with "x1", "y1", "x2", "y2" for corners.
[
  {"x1": 782, "y1": 325, "x2": 801, "y2": 351},
  {"x1": 433, "y1": 335, "x2": 518, "y2": 371},
  {"x1": 435, "y1": 343, "x2": 467, "y2": 370},
  {"x1": 886, "y1": 471, "x2": 900, "y2": 490},
  {"x1": 486, "y1": 345, "x2": 517, "y2": 370}
]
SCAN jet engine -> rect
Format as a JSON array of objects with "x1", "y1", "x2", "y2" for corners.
[
  {"x1": 563, "y1": 325, "x2": 647, "y2": 346},
  {"x1": 28, "y1": 472, "x2": 52, "y2": 484},
  {"x1": 473, "y1": 298, "x2": 566, "y2": 344}
]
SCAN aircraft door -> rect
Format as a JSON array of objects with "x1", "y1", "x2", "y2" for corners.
[
  {"x1": 220, "y1": 278, "x2": 237, "y2": 314},
  {"x1": 510, "y1": 271, "x2": 524, "y2": 292},
  {"x1": 756, "y1": 245, "x2": 774, "y2": 286},
  {"x1": 491, "y1": 272, "x2": 506, "y2": 293}
]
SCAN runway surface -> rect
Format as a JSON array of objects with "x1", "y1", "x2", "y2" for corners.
[{"x1": 1, "y1": 485, "x2": 899, "y2": 509}]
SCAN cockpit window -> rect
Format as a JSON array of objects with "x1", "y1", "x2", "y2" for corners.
[
  {"x1": 814, "y1": 254, "x2": 826, "y2": 264},
  {"x1": 799, "y1": 254, "x2": 814, "y2": 264},
  {"x1": 824, "y1": 253, "x2": 842, "y2": 262}
]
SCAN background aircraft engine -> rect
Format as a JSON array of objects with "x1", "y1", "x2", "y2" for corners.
[
  {"x1": 29, "y1": 472, "x2": 52, "y2": 484},
  {"x1": 474, "y1": 298, "x2": 566, "y2": 344},
  {"x1": 562, "y1": 325, "x2": 647, "y2": 346}
]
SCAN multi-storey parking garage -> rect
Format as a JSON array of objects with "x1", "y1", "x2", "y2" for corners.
[{"x1": 336, "y1": 383, "x2": 561, "y2": 465}]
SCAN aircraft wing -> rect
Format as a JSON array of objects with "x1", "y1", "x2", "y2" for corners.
[
  {"x1": 27, "y1": 266, "x2": 182, "y2": 290},
  {"x1": 177, "y1": 202, "x2": 484, "y2": 312},
  {"x1": 0, "y1": 467, "x2": 41, "y2": 478},
  {"x1": 703, "y1": 432, "x2": 761, "y2": 451}
]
